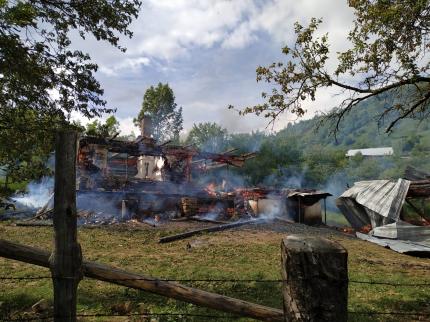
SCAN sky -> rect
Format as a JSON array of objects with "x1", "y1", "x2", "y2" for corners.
[{"x1": 72, "y1": 0, "x2": 355, "y2": 136}]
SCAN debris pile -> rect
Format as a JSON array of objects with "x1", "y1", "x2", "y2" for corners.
[
  {"x1": 336, "y1": 166, "x2": 430, "y2": 256},
  {"x1": 7, "y1": 117, "x2": 332, "y2": 228}
]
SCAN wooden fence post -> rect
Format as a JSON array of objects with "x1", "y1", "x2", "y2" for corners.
[
  {"x1": 50, "y1": 130, "x2": 82, "y2": 322},
  {"x1": 281, "y1": 235, "x2": 348, "y2": 322}
]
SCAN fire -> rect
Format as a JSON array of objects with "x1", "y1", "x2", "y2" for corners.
[
  {"x1": 205, "y1": 183, "x2": 217, "y2": 196},
  {"x1": 359, "y1": 224, "x2": 372, "y2": 234}
]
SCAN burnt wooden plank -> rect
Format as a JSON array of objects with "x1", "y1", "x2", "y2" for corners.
[{"x1": 159, "y1": 218, "x2": 265, "y2": 243}]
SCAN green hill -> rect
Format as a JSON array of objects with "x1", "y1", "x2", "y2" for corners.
[
  {"x1": 279, "y1": 93, "x2": 430, "y2": 154},
  {"x1": 227, "y1": 93, "x2": 430, "y2": 193}
]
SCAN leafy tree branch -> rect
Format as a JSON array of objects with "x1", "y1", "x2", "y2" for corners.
[{"x1": 234, "y1": 0, "x2": 430, "y2": 134}]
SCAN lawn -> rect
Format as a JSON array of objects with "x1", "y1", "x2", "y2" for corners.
[{"x1": 0, "y1": 221, "x2": 429, "y2": 321}]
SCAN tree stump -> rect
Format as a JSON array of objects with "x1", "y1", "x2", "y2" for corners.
[{"x1": 281, "y1": 235, "x2": 348, "y2": 322}]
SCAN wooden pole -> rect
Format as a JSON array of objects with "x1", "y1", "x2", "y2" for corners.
[
  {"x1": 0, "y1": 239, "x2": 283, "y2": 322},
  {"x1": 281, "y1": 235, "x2": 348, "y2": 322},
  {"x1": 159, "y1": 218, "x2": 265, "y2": 243},
  {"x1": 49, "y1": 130, "x2": 82, "y2": 322}
]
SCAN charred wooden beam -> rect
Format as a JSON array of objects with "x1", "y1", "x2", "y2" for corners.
[
  {"x1": 405, "y1": 199, "x2": 429, "y2": 221},
  {"x1": 159, "y1": 218, "x2": 265, "y2": 243},
  {"x1": 0, "y1": 239, "x2": 283, "y2": 322},
  {"x1": 241, "y1": 152, "x2": 258, "y2": 158},
  {"x1": 108, "y1": 132, "x2": 120, "y2": 141},
  {"x1": 191, "y1": 159, "x2": 206, "y2": 164},
  {"x1": 408, "y1": 180, "x2": 430, "y2": 198},
  {"x1": 158, "y1": 140, "x2": 172, "y2": 147},
  {"x1": 170, "y1": 217, "x2": 192, "y2": 222},
  {"x1": 220, "y1": 148, "x2": 238, "y2": 154}
]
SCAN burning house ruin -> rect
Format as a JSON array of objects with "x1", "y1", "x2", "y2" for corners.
[
  {"x1": 75, "y1": 116, "x2": 258, "y2": 222},
  {"x1": 29, "y1": 116, "x2": 332, "y2": 226},
  {"x1": 232, "y1": 188, "x2": 331, "y2": 225}
]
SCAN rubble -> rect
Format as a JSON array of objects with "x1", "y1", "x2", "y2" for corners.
[{"x1": 0, "y1": 197, "x2": 15, "y2": 211}]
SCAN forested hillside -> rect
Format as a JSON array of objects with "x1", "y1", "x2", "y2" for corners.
[{"x1": 224, "y1": 93, "x2": 430, "y2": 196}]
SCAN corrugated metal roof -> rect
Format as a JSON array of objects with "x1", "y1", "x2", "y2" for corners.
[
  {"x1": 337, "y1": 180, "x2": 430, "y2": 256},
  {"x1": 371, "y1": 221, "x2": 430, "y2": 246},
  {"x1": 339, "y1": 179, "x2": 410, "y2": 223},
  {"x1": 346, "y1": 147, "x2": 394, "y2": 157},
  {"x1": 356, "y1": 232, "x2": 430, "y2": 255}
]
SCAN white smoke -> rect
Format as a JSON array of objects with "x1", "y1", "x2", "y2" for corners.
[
  {"x1": 200, "y1": 202, "x2": 226, "y2": 221},
  {"x1": 12, "y1": 177, "x2": 54, "y2": 209}
]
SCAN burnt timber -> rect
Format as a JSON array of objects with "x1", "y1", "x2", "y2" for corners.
[
  {"x1": 159, "y1": 218, "x2": 266, "y2": 243},
  {"x1": 45, "y1": 116, "x2": 332, "y2": 224},
  {"x1": 76, "y1": 120, "x2": 256, "y2": 219}
]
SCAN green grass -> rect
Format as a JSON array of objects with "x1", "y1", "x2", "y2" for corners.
[{"x1": 0, "y1": 222, "x2": 429, "y2": 321}]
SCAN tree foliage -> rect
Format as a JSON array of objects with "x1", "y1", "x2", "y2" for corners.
[
  {"x1": 0, "y1": 0, "x2": 141, "y2": 183},
  {"x1": 135, "y1": 83, "x2": 183, "y2": 143},
  {"x1": 185, "y1": 122, "x2": 228, "y2": 152},
  {"x1": 0, "y1": 109, "x2": 56, "y2": 186},
  {"x1": 236, "y1": 0, "x2": 430, "y2": 133},
  {"x1": 85, "y1": 116, "x2": 120, "y2": 137},
  {"x1": 0, "y1": 0, "x2": 140, "y2": 120}
]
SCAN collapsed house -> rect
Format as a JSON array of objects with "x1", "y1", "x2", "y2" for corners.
[
  {"x1": 75, "y1": 116, "x2": 332, "y2": 224},
  {"x1": 75, "y1": 116, "x2": 257, "y2": 222},
  {"x1": 30, "y1": 117, "x2": 332, "y2": 226},
  {"x1": 336, "y1": 166, "x2": 430, "y2": 256}
]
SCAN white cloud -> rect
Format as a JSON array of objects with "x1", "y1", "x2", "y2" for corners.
[
  {"x1": 69, "y1": 0, "x2": 357, "y2": 134},
  {"x1": 222, "y1": 21, "x2": 257, "y2": 49},
  {"x1": 87, "y1": 0, "x2": 354, "y2": 76},
  {"x1": 99, "y1": 56, "x2": 150, "y2": 76},
  {"x1": 125, "y1": 0, "x2": 257, "y2": 60},
  {"x1": 118, "y1": 117, "x2": 139, "y2": 135},
  {"x1": 69, "y1": 112, "x2": 139, "y2": 136}
]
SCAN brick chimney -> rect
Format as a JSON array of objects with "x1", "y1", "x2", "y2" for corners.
[{"x1": 140, "y1": 115, "x2": 153, "y2": 138}]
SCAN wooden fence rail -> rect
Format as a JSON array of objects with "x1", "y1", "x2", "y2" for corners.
[{"x1": 0, "y1": 239, "x2": 284, "y2": 321}]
